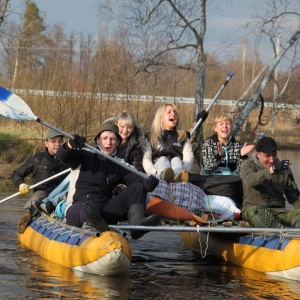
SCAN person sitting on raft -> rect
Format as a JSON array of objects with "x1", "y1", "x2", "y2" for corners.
[
  {"x1": 56, "y1": 122, "x2": 160, "y2": 239},
  {"x1": 240, "y1": 136, "x2": 300, "y2": 228},
  {"x1": 201, "y1": 113, "x2": 254, "y2": 175},
  {"x1": 142, "y1": 103, "x2": 194, "y2": 183},
  {"x1": 12, "y1": 129, "x2": 69, "y2": 234}
]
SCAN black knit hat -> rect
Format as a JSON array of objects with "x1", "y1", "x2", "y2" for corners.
[
  {"x1": 94, "y1": 122, "x2": 122, "y2": 143},
  {"x1": 256, "y1": 136, "x2": 280, "y2": 153}
]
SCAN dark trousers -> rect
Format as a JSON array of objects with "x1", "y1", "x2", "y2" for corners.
[
  {"x1": 23, "y1": 190, "x2": 49, "y2": 216},
  {"x1": 66, "y1": 182, "x2": 147, "y2": 227}
]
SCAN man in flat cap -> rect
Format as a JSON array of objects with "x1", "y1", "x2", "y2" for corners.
[
  {"x1": 240, "y1": 136, "x2": 300, "y2": 228},
  {"x1": 12, "y1": 129, "x2": 69, "y2": 233}
]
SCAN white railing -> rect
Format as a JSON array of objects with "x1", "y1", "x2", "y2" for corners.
[{"x1": 14, "y1": 89, "x2": 300, "y2": 109}]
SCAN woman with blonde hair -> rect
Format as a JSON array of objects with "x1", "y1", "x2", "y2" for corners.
[
  {"x1": 201, "y1": 113, "x2": 254, "y2": 175},
  {"x1": 143, "y1": 103, "x2": 194, "y2": 183},
  {"x1": 100, "y1": 112, "x2": 145, "y2": 172}
]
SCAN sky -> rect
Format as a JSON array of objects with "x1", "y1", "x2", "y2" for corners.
[
  {"x1": 7, "y1": 1, "x2": 252, "y2": 36},
  {"x1": 6, "y1": 0, "x2": 288, "y2": 70}
]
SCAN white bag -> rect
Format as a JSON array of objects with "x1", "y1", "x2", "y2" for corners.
[{"x1": 204, "y1": 195, "x2": 241, "y2": 220}]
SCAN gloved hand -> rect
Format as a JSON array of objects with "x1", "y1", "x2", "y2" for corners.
[
  {"x1": 69, "y1": 134, "x2": 86, "y2": 149},
  {"x1": 144, "y1": 175, "x2": 159, "y2": 192},
  {"x1": 196, "y1": 110, "x2": 208, "y2": 122},
  {"x1": 19, "y1": 183, "x2": 30, "y2": 195},
  {"x1": 272, "y1": 159, "x2": 290, "y2": 172}
]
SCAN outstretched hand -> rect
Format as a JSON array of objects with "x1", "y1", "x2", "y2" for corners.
[
  {"x1": 240, "y1": 142, "x2": 255, "y2": 157},
  {"x1": 69, "y1": 134, "x2": 86, "y2": 149}
]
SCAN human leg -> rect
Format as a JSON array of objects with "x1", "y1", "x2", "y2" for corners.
[
  {"x1": 127, "y1": 204, "x2": 160, "y2": 239},
  {"x1": 101, "y1": 182, "x2": 147, "y2": 223},
  {"x1": 275, "y1": 209, "x2": 300, "y2": 228},
  {"x1": 171, "y1": 157, "x2": 183, "y2": 175},
  {"x1": 83, "y1": 200, "x2": 110, "y2": 233},
  {"x1": 154, "y1": 156, "x2": 171, "y2": 175},
  {"x1": 154, "y1": 157, "x2": 174, "y2": 183},
  {"x1": 171, "y1": 157, "x2": 188, "y2": 182},
  {"x1": 17, "y1": 207, "x2": 32, "y2": 234},
  {"x1": 17, "y1": 190, "x2": 48, "y2": 234},
  {"x1": 65, "y1": 201, "x2": 85, "y2": 227},
  {"x1": 102, "y1": 182, "x2": 160, "y2": 239},
  {"x1": 242, "y1": 206, "x2": 280, "y2": 228}
]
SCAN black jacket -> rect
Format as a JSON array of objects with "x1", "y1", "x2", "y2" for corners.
[
  {"x1": 11, "y1": 150, "x2": 68, "y2": 193},
  {"x1": 56, "y1": 144, "x2": 144, "y2": 206},
  {"x1": 116, "y1": 124, "x2": 145, "y2": 172}
]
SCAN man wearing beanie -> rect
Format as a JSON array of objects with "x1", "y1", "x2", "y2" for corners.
[
  {"x1": 240, "y1": 136, "x2": 300, "y2": 228},
  {"x1": 56, "y1": 122, "x2": 160, "y2": 240}
]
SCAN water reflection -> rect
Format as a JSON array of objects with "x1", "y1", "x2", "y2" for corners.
[{"x1": 29, "y1": 258, "x2": 131, "y2": 299}]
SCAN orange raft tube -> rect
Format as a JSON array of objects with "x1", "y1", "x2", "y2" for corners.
[{"x1": 18, "y1": 215, "x2": 132, "y2": 276}]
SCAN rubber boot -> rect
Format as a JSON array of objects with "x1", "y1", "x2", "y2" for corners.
[
  {"x1": 174, "y1": 170, "x2": 189, "y2": 183},
  {"x1": 40, "y1": 202, "x2": 55, "y2": 215},
  {"x1": 83, "y1": 201, "x2": 110, "y2": 233},
  {"x1": 161, "y1": 168, "x2": 174, "y2": 183},
  {"x1": 127, "y1": 204, "x2": 161, "y2": 240},
  {"x1": 17, "y1": 208, "x2": 32, "y2": 234}
]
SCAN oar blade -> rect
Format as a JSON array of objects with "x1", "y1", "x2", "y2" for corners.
[{"x1": 0, "y1": 86, "x2": 37, "y2": 121}]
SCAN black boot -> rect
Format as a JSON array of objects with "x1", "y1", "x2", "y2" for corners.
[
  {"x1": 127, "y1": 204, "x2": 161, "y2": 240},
  {"x1": 83, "y1": 201, "x2": 110, "y2": 233}
]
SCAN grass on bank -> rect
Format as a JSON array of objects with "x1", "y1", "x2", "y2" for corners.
[
  {"x1": 0, "y1": 128, "x2": 37, "y2": 190},
  {"x1": 1, "y1": 106, "x2": 299, "y2": 189}
]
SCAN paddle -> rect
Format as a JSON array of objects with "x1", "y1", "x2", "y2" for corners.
[
  {"x1": 0, "y1": 168, "x2": 71, "y2": 204},
  {"x1": 190, "y1": 72, "x2": 235, "y2": 136},
  {"x1": 0, "y1": 86, "x2": 147, "y2": 179},
  {"x1": 109, "y1": 224, "x2": 300, "y2": 234}
]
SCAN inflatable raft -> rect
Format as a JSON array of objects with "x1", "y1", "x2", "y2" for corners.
[
  {"x1": 181, "y1": 230, "x2": 300, "y2": 281},
  {"x1": 18, "y1": 215, "x2": 132, "y2": 276},
  {"x1": 146, "y1": 196, "x2": 300, "y2": 282}
]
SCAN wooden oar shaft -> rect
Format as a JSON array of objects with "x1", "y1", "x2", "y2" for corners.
[
  {"x1": 0, "y1": 168, "x2": 71, "y2": 204},
  {"x1": 109, "y1": 224, "x2": 300, "y2": 234}
]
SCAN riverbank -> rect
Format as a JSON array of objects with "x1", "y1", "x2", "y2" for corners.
[{"x1": 1, "y1": 106, "x2": 299, "y2": 188}]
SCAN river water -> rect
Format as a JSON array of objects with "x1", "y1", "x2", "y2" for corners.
[{"x1": 1, "y1": 149, "x2": 300, "y2": 299}]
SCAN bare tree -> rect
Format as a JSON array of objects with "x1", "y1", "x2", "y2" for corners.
[
  {"x1": 11, "y1": 1, "x2": 46, "y2": 88},
  {"x1": 100, "y1": 0, "x2": 207, "y2": 119},
  {"x1": 232, "y1": 0, "x2": 300, "y2": 136},
  {"x1": 0, "y1": 0, "x2": 9, "y2": 29}
]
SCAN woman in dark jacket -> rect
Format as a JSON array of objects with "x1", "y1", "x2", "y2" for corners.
[{"x1": 103, "y1": 112, "x2": 145, "y2": 172}]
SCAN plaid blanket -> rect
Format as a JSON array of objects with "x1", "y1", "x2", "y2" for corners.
[{"x1": 147, "y1": 180, "x2": 206, "y2": 216}]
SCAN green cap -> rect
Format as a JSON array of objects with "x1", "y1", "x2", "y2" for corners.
[{"x1": 44, "y1": 129, "x2": 64, "y2": 140}]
